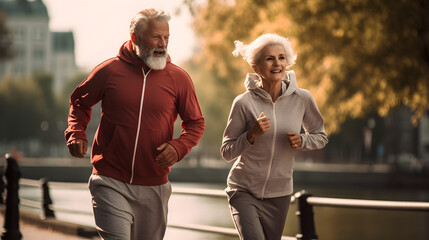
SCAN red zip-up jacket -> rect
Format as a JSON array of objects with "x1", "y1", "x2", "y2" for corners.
[{"x1": 65, "y1": 41, "x2": 205, "y2": 185}]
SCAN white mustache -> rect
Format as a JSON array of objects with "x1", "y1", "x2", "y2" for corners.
[{"x1": 150, "y1": 48, "x2": 168, "y2": 57}]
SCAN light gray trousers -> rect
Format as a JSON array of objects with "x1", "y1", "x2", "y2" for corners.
[
  {"x1": 228, "y1": 190, "x2": 292, "y2": 240},
  {"x1": 88, "y1": 174, "x2": 172, "y2": 240}
]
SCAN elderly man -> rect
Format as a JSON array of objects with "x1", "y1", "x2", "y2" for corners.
[{"x1": 65, "y1": 8, "x2": 205, "y2": 240}]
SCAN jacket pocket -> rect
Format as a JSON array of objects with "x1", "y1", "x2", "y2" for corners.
[
  {"x1": 97, "y1": 119, "x2": 117, "y2": 151},
  {"x1": 139, "y1": 129, "x2": 163, "y2": 160}
]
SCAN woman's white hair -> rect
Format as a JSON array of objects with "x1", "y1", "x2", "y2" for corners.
[
  {"x1": 129, "y1": 8, "x2": 171, "y2": 36},
  {"x1": 232, "y1": 33, "x2": 297, "y2": 68}
]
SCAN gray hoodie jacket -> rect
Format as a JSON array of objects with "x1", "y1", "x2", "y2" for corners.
[{"x1": 221, "y1": 71, "x2": 328, "y2": 199}]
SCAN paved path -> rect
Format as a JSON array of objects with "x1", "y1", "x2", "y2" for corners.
[
  {"x1": 0, "y1": 209, "x2": 99, "y2": 239},
  {"x1": 8, "y1": 221, "x2": 97, "y2": 240}
]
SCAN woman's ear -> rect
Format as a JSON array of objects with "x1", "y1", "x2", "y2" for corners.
[
  {"x1": 252, "y1": 65, "x2": 258, "y2": 73},
  {"x1": 131, "y1": 33, "x2": 137, "y2": 44},
  {"x1": 252, "y1": 65, "x2": 259, "y2": 74}
]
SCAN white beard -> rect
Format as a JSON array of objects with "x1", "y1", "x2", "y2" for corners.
[
  {"x1": 145, "y1": 50, "x2": 168, "y2": 70},
  {"x1": 137, "y1": 44, "x2": 168, "y2": 70}
]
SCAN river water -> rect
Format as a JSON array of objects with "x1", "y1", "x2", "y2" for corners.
[{"x1": 19, "y1": 182, "x2": 429, "y2": 240}]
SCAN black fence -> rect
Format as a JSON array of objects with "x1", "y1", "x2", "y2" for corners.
[{"x1": 2, "y1": 154, "x2": 429, "y2": 240}]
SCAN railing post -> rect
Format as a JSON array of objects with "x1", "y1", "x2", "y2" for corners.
[
  {"x1": 0, "y1": 167, "x2": 4, "y2": 205},
  {"x1": 1, "y1": 154, "x2": 22, "y2": 240},
  {"x1": 40, "y1": 178, "x2": 55, "y2": 219},
  {"x1": 295, "y1": 190, "x2": 318, "y2": 240}
]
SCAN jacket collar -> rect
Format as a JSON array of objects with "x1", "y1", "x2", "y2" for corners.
[{"x1": 244, "y1": 70, "x2": 298, "y2": 101}]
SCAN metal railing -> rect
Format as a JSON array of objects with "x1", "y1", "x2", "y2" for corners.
[
  {"x1": 3, "y1": 155, "x2": 429, "y2": 240},
  {"x1": 18, "y1": 178, "x2": 297, "y2": 240},
  {"x1": 293, "y1": 190, "x2": 429, "y2": 240},
  {"x1": 19, "y1": 178, "x2": 91, "y2": 216},
  {"x1": 167, "y1": 187, "x2": 297, "y2": 240},
  {"x1": 307, "y1": 195, "x2": 429, "y2": 211}
]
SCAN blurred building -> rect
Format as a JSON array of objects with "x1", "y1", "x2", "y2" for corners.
[
  {"x1": 303, "y1": 105, "x2": 429, "y2": 172},
  {"x1": 0, "y1": 0, "x2": 76, "y2": 93},
  {"x1": 51, "y1": 31, "x2": 76, "y2": 92},
  {"x1": 383, "y1": 106, "x2": 429, "y2": 169},
  {"x1": 418, "y1": 114, "x2": 429, "y2": 163}
]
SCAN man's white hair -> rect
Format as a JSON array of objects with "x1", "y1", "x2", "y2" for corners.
[
  {"x1": 232, "y1": 33, "x2": 297, "y2": 68},
  {"x1": 129, "y1": 8, "x2": 171, "y2": 36}
]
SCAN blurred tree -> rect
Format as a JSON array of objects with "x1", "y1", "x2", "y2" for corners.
[
  {"x1": 32, "y1": 73, "x2": 66, "y2": 143},
  {"x1": 60, "y1": 72, "x2": 89, "y2": 117},
  {"x1": 186, "y1": 0, "x2": 429, "y2": 134},
  {"x1": 0, "y1": 72, "x2": 90, "y2": 155},
  {"x1": 34, "y1": 73, "x2": 55, "y2": 109},
  {"x1": 0, "y1": 73, "x2": 72, "y2": 144},
  {"x1": 0, "y1": 77, "x2": 47, "y2": 140},
  {"x1": 62, "y1": 72, "x2": 88, "y2": 99},
  {"x1": 183, "y1": 59, "x2": 236, "y2": 149},
  {"x1": 0, "y1": 10, "x2": 12, "y2": 60}
]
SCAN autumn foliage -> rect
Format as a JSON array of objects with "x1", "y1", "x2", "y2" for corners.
[{"x1": 185, "y1": 0, "x2": 429, "y2": 136}]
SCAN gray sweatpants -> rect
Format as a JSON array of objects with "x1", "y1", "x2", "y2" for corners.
[
  {"x1": 228, "y1": 190, "x2": 292, "y2": 240},
  {"x1": 88, "y1": 174, "x2": 172, "y2": 240}
]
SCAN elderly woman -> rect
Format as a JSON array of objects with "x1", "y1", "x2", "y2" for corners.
[{"x1": 221, "y1": 33, "x2": 328, "y2": 240}]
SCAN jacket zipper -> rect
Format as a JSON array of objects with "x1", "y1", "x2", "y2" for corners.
[
  {"x1": 261, "y1": 102, "x2": 277, "y2": 199},
  {"x1": 130, "y1": 68, "x2": 151, "y2": 184}
]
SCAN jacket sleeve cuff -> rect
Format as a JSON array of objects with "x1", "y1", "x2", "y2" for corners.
[
  {"x1": 65, "y1": 130, "x2": 88, "y2": 144},
  {"x1": 300, "y1": 134, "x2": 308, "y2": 150},
  {"x1": 167, "y1": 140, "x2": 187, "y2": 161}
]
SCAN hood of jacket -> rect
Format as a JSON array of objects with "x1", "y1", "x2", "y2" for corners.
[
  {"x1": 117, "y1": 40, "x2": 172, "y2": 68},
  {"x1": 244, "y1": 70, "x2": 298, "y2": 101}
]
